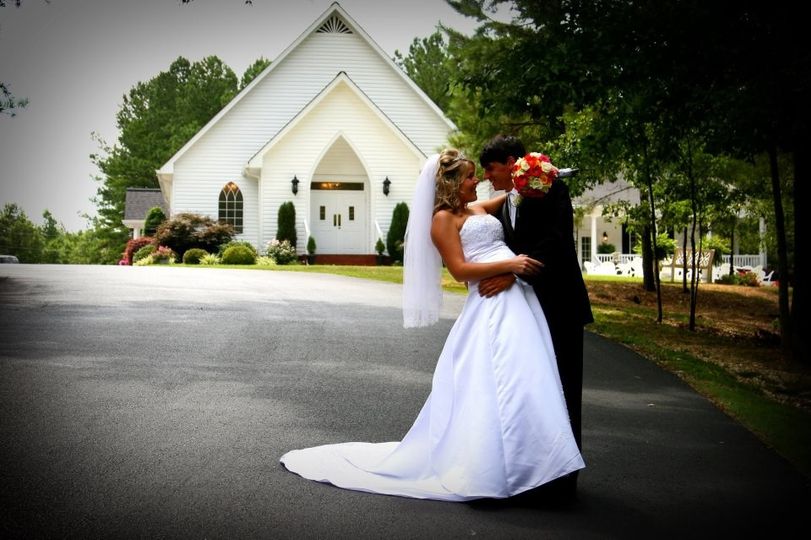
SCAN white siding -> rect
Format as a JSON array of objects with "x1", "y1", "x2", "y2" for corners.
[
  {"x1": 169, "y1": 16, "x2": 450, "y2": 250},
  {"x1": 258, "y1": 81, "x2": 422, "y2": 252}
]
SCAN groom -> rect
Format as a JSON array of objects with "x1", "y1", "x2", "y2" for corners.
[{"x1": 478, "y1": 135, "x2": 593, "y2": 499}]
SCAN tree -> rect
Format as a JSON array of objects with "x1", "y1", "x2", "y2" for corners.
[
  {"x1": 447, "y1": 0, "x2": 807, "y2": 361},
  {"x1": 276, "y1": 202, "x2": 297, "y2": 248},
  {"x1": 143, "y1": 206, "x2": 166, "y2": 237},
  {"x1": 0, "y1": 203, "x2": 43, "y2": 262},
  {"x1": 92, "y1": 56, "x2": 239, "y2": 261},
  {"x1": 0, "y1": 82, "x2": 28, "y2": 117},
  {"x1": 387, "y1": 202, "x2": 409, "y2": 264},
  {"x1": 39, "y1": 209, "x2": 65, "y2": 263},
  {"x1": 394, "y1": 31, "x2": 453, "y2": 111},
  {"x1": 240, "y1": 57, "x2": 271, "y2": 90},
  {"x1": 154, "y1": 213, "x2": 234, "y2": 259}
]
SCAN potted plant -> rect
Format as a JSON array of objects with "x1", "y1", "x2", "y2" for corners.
[
  {"x1": 375, "y1": 237, "x2": 386, "y2": 265},
  {"x1": 306, "y1": 235, "x2": 317, "y2": 265}
]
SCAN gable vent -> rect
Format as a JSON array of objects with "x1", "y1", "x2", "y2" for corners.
[{"x1": 317, "y1": 16, "x2": 353, "y2": 34}]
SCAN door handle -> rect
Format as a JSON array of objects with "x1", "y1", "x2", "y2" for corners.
[
  {"x1": 333, "y1": 214, "x2": 337, "y2": 227},
  {"x1": 338, "y1": 214, "x2": 342, "y2": 228}
]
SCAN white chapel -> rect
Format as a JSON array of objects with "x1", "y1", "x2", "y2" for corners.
[{"x1": 154, "y1": 2, "x2": 455, "y2": 257}]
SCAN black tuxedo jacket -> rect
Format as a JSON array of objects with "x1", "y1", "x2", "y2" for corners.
[{"x1": 497, "y1": 180, "x2": 593, "y2": 329}]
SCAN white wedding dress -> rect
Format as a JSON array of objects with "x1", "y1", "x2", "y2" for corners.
[{"x1": 280, "y1": 214, "x2": 584, "y2": 501}]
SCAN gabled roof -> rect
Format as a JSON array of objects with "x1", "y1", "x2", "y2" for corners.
[
  {"x1": 245, "y1": 72, "x2": 426, "y2": 172},
  {"x1": 124, "y1": 188, "x2": 168, "y2": 220},
  {"x1": 157, "y1": 2, "x2": 453, "y2": 177}
]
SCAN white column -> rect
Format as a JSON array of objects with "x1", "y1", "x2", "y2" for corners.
[
  {"x1": 759, "y1": 217, "x2": 767, "y2": 268},
  {"x1": 590, "y1": 214, "x2": 598, "y2": 263}
]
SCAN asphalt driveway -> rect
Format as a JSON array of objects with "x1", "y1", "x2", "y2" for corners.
[{"x1": 1, "y1": 265, "x2": 808, "y2": 539}]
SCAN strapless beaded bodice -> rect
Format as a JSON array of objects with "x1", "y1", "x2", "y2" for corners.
[{"x1": 459, "y1": 214, "x2": 514, "y2": 264}]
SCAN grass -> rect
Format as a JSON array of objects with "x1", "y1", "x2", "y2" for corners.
[
  {"x1": 590, "y1": 301, "x2": 811, "y2": 478},
  {"x1": 178, "y1": 262, "x2": 810, "y2": 478}
]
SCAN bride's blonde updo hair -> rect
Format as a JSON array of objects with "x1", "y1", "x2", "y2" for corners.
[{"x1": 434, "y1": 148, "x2": 474, "y2": 214}]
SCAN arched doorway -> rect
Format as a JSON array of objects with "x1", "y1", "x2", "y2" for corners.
[{"x1": 309, "y1": 137, "x2": 368, "y2": 254}]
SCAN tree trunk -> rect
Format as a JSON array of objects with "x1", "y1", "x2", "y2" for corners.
[
  {"x1": 686, "y1": 135, "x2": 699, "y2": 332},
  {"x1": 681, "y1": 227, "x2": 689, "y2": 293},
  {"x1": 729, "y1": 218, "x2": 736, "y2": 276},
  {"x1": 791, "y1": 144, "x2": 808, "y2": 364},
  {"x1": 645, "y1": 179, "x2": 663, "y2": 323},
  {"x1": 641, "y1": 224, "x2": 655, "y2": 291},
  {"x1": 768, "y1": 145, "x2": 792, "y2": 360}
]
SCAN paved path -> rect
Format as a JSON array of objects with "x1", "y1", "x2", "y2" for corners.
[{"x1": 1, "y1": 265, "x2": 808, "y2": 539}]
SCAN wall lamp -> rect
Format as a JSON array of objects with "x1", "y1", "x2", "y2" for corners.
[
  {"x1": 291, "y1": 175, "x2": 299, "y2": 195},
  {"x1": 382, "y1": 176, "x2": 391, "y2": 196}
]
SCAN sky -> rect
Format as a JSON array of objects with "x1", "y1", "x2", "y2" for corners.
[{"x1": 0, "y1": 0, "x2": 482, "y2": 231}]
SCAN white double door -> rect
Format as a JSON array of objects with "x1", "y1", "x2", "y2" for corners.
[{"x1": 310, "y1": 186, "x2": 367, "y2": 254}]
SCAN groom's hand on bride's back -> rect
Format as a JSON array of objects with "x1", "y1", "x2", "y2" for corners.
[{"x1": 478, "y1": 273, "x2": 516, "y2": 297}]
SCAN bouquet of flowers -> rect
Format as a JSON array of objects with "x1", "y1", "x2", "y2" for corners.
[{"x1": 511, "y1": 152, "x2": 559, "y2": 205}]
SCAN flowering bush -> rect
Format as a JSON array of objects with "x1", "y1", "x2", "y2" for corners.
[
  {"x1": 717, "y1": 271, "x2": 761, "y2": 287},
  {"x1": 266, "y1": 239, "x2": 298, "y2": 265},
  {"x1": 511, "y1": 152, "x2": 559, "y2": 205},
  {"x1": 151, "y1": 245, "x2": 176, "y2": 264},
  {"x1": 122, "y1": 236, "x2": 155, "y2": 265}
]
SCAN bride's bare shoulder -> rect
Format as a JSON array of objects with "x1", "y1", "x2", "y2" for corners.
[{"x1": 432, "y1": 209, "x2": 454, "y2": 222}]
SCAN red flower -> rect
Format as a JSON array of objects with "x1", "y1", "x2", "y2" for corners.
[{"x1": 510, "y1": 152, "x2": 559, "y2": 203}]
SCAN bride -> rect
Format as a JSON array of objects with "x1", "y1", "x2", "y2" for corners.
[{"x1": 280, "y1": 150, "x2": 584, "y2": 501}]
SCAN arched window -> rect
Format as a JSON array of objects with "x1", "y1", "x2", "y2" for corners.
[{"x1": 219, "y1": 182, "x2": 243, "y2": 234}]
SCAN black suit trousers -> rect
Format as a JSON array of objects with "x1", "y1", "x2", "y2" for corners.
[{"x1": 546, "y1": 317, "x2": 584, "y2": 452}]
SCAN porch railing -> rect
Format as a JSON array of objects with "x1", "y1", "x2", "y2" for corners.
[
  {"x1": 721, "y1": 254, "x2": 766, "y2": 268},
  {"x1": 594, "y1": 252, "x2": 765, "y2": 269},
  {"x1": 595, "y1": 253, "x2": 639, "y2": 265}
]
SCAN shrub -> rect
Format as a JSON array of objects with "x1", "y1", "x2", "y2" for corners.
[
  {"x1": 277, "y1": 201, "x2": 297, "y2": 247},
  {"x1": 144, "y1": 206, "x2": 166, "y2": 237},
  {"x1": 133, "y1": 244, "x2": 156, "y2": 263},
  {"x1": 717, "y1": 271, "x2": 761, "y2": 287},
  {"x1": 218, "y1": 240, "x2": 257, "y2": 256},
  {"x1": 306, "y1": 235, "x2": 316, "y2": 255},
  {"x1": 200, "y1": 253, "x2": 221, "y2": 265},
  {"x1": 702, "y1": 235, "x2": 730, "y2": 265},
  {"x1": 221, "y1": 245, "x2": 257, "y2": 265},
  {"x1": 256, "y1": 255, "x2": 277, "y2": 267},
  {"x1": 738, "y1": 271, "x2": 761, "y2": 287},
  {"x1": 637, "y1": 234, "x2": 676, "y2": 261},
  {"x1": 266, "y1": 239, "x2": 298, "y2": 265},
  {"x1": 151, "y1": 245, "x2": 176, "y2": 263},
  {"x1": 597, "y1": 242, "x2": 616, "y2": 254},
  {"x1": 182, "y1": 248, "x2": 208, "y2": 265},
  {"x1": 155, "y1": 212, "x2": 234, "y2": 260},
  {"x1": 375, "y1": 237, "x2": 385, "y2": 255},
  {"x1": 387, "y1": 202, "x2": 409, "y2": 264},
  {"x1": 123, "y1": 236, "x2": 155, "y2": 265}
]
